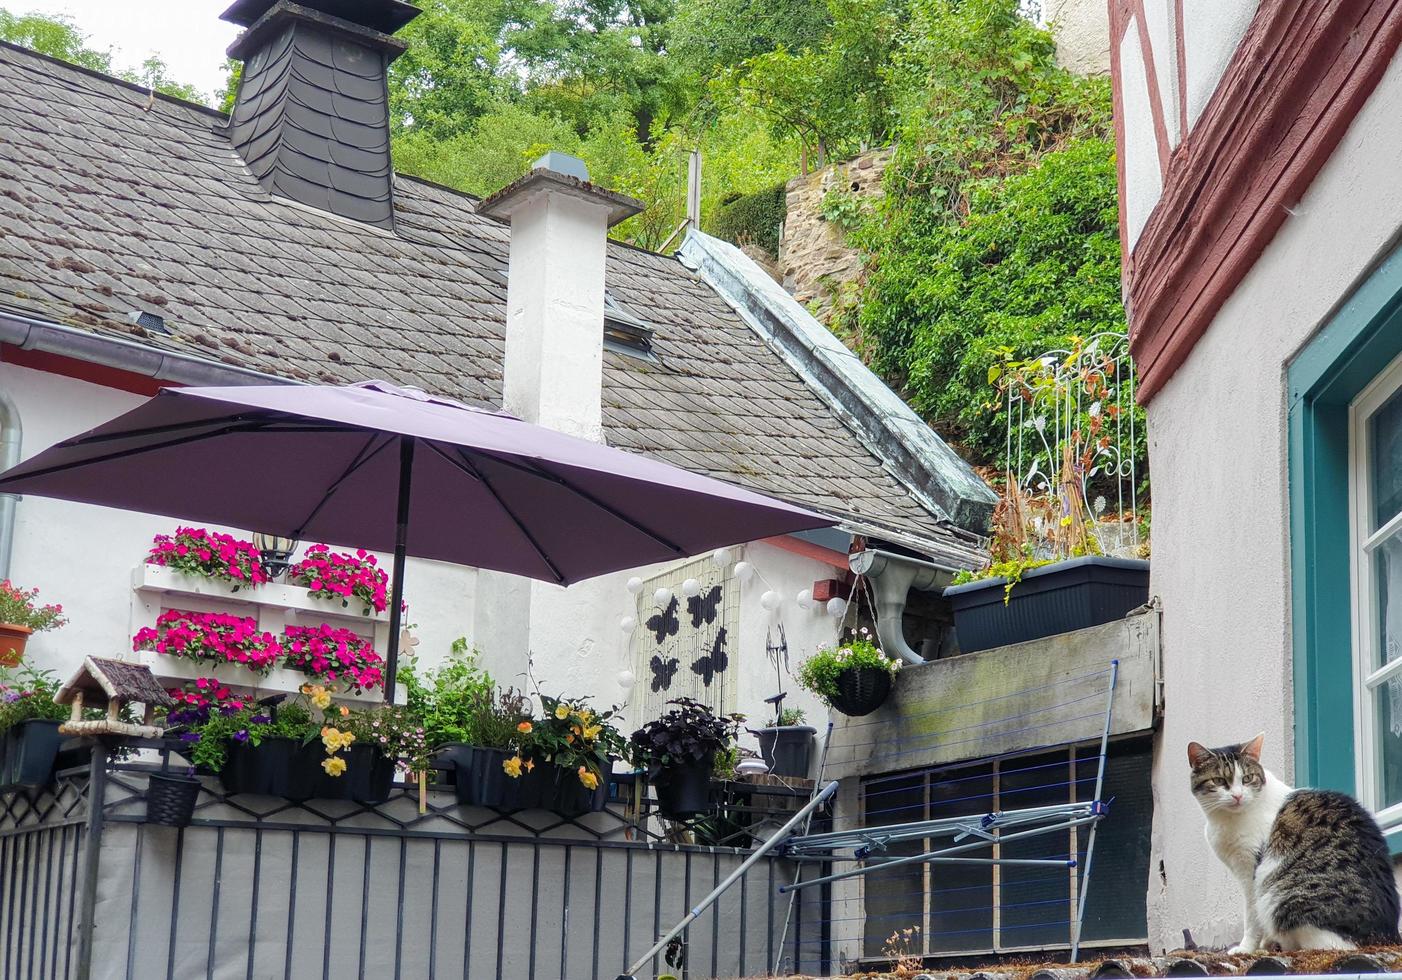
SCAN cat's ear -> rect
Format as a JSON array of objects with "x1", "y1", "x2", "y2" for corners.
[
  {"x1": 1240, "y1": 732, "x2": 1266, "y2": 761},
  {"x1": 1187, "y1": 741, "x2": 1211, "y2": 767}
]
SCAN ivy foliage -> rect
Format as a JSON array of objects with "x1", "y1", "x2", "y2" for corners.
[
  {"x1": 838, "y1": 0, "x2": 1122, "y2": 467},
  {"x1": 708, "y1": 184, "x2": 787, "y2": 256}
]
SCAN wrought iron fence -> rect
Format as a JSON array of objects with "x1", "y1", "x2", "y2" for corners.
[{"x1": 0, "y1": 747, "x2": 824, "y2": 980}]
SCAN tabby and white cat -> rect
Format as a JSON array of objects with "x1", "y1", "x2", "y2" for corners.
[{"x1": 1188, "y1": 734, "x2": 1400, "y2": 952}]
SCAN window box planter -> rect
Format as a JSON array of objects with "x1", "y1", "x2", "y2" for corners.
[
  {"x1": 0, "y1": 624, "x2": 31, "y2": 668},
  {"x1": 438, "y1": 744, "x2": 530, "y2": 808},
  {"x1": 542, "y1": 763, "x2": 608, "y2": 818},
  {"x1": 652, "y1": 755, "x2": 715, "y2": 819},
  {"x1": 294, "y1": 742, "x2": 395, "y2": 804},
  {"x1": 829, "y1": 667, "x2": 893, "y2": 717},
  {"x1": 219, "y1": 735, "x2": 302, "y2": 797},
  {"x1": 0, "y1": 719, "x2": 62, "y2": 790},
  {"x1": 754, "y1": 726, "x2": 816, "y2": 778},
  {"x1": 943, "y1": 556, "x2": 1151, "y2": 654}
]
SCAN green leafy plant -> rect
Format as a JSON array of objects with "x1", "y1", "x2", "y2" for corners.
[
  {"x1": 396, "y1": 640, "x2": 499, "y2": 747},
  {"x1": 0, "y1": 664, "x2": 67, "y2": 730},
  {"x1": 710, "y1": 183, "x2": 787, "y2": 256},
  {"x1": 170, "y1": 701, "x2": 318, "y2": 774},
  {"x1": 776, "y1": 706, "x2": 807, "y2": 727},
  {"x1": 796, "y1": 630, "x2": 902, "y2": 704},
  {"x1": 630, "y1": 698, "x2": 742, "y2": 777},
  {"x1": 345, "y1": 704, "x2": 432, "y2": 775},
  {"x1": 819, "y1": 189, "x2": 867, "y2": 232}
]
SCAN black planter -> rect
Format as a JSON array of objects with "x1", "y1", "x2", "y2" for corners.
[
  {"x1": 943, "y1": 556, "x2": 1150, "y2": 654},
  {"x1": 829, "y1": 667, "x2": 892, "y2": 716},
  {"x1": 145, "y1": 773, "x2": 201, "y2": 828},
  {"x1": 295, "y1": 742, "x2": 396, "y2": 803},
  {"x1": 219, "y1": 736, "x2": 301, "y2": 797},
  {"x1": 542, "y1": 764, "x2": 609, "y2": 818},
  {"x1": 0, "y1": 719, "x2": 62, "y2": 790},
  {"x1": 652, "y1": 755, "x2": 715, "y2": 819},
  {"x1": 754, "y1": 726, "x2": 816, "y2": 778}
]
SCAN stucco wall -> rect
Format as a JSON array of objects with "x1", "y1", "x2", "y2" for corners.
[
  {"x1": 0, "y1": 362, "x2": 840, "y2": 756},
  {"x1": 1045, "y1": 0, "x2": 1110, "y2": 75},
  {"x1": 1143, "y1": 50, "x2": 1402, "y2": 953}
]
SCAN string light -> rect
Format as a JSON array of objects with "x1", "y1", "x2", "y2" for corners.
[
  {"x1": 626, "y1": 576, "x2": 644, "y2": 594},
  {"x1": 681, "y1": 577, "x2": 702, "y2": 597},
  {"x1": 653, "y1": 587, "x2": 673, "y2": 605},
  {"x1": 619, "y1": 615, "x2": 636, "y2": 633},
  {"x1": 796, "y1": 588, "x2": 813, "y2": 610},
  {"x1": 760, "y1": 590, "x2": 781, "y2": 612},
  {"x1": 734, "y1": 561, "x2": 755, "y2": 583},
  {"x1": 711, "y1": 548, "x2": 732, "y2": 568},
  {"x1": 826, "y1": 597, "x2": 848, "y2": 618}
]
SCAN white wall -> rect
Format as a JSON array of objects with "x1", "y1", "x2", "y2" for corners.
[
  {"x1": 1044, "y1": 0, "x2": 1111, "y2": 76},
  {"x1": 0, "y1": 362, "x2": 847, "y2": 760},
  {"x1": 1144, "y1": 51, "x2": 1402, "y2": 953},
  {"x1": 1118, "y1": 15, "x2": 1163, "y2": 249}
]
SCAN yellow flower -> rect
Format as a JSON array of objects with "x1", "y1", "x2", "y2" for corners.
[
  {"x1": 321, "y1": 727, "x2": 354, "y2": 752},
  {"x1": 583, "y1": 724, "x2": 602, "y2": 741},
  {"x1": 517, "y1": 721, "x2": 533, "y2": 733},
  {"x1": 577, "y1": 766, "x2": 599, "y2": 791},
  {"x1": 554, "y1": 705, "x2": 569, "y2": 720},
  {"x1": 311, "y1": 688, "x2": 331, "y2": 710},
  {"x1": 321, "y1": 756, "x2": 346, "y2": 777},
  {"x1": 502, "y1": 756, "x2": 523, "y2": 778}
]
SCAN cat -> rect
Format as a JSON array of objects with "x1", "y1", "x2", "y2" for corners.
[{"x1": 1188, "y1": 733, "x2": 1400, "y2": 952}]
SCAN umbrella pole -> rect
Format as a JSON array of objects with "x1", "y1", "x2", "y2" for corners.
[{"x1": 383, "y1": 436, "x2": 415, "y2": 703}]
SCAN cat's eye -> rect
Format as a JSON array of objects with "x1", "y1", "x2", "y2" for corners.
[
  {"x1": 1243, "y1": 774, "x2": 1262, "y2": 786},
  {"x1": 1200, "y1": 778, "x2": 1226, "y2": 789}
]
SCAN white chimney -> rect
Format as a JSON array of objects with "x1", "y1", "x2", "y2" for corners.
[{"x1": 478, "y1": 152, "x2": 643, "y2": 442}]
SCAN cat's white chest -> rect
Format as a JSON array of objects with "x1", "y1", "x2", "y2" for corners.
[{"x1": 1206, "y1": 817, "x2": 1270, "y2": 878}]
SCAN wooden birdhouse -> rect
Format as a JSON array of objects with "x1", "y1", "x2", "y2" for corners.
[{"x1": 55, "y1": 657, "x2": 173, "y2": 739}]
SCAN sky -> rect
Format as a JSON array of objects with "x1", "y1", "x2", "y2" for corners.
[{"x1": 8, "y1": 0, "x2": 238, "y2": 102}]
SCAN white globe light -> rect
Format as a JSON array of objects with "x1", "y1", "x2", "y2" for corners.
[
  {"x1": 616, "y1": 669, "x2": 635, "y2": 690},
  {"x1": 653, "y1": 587, "x2": 673, "y2": 605},
  {"x1": 826, "y1": 597, "x2": 848, "y2": 618},
  {"x1": 619, "y1": 615, "x2": 636, "y2": 633},
  {"x1": 796, "y1": 589, "x2": 813, "y2": 610},
  {"x1": 734, "y1": 561, "x2": 755, "y2": 583},
  {"x1": 681, "y1": 577, "x2": 702, "y2": 597},
  {"x1": 711, "y1": 548, "x2": 732, "y2": 568},
  {"x1": 626, "y1": 576, "x2": 644, "y2": 594},
  {"x1": 760, "y1": 590, "x2": 781, "y2": 611}
]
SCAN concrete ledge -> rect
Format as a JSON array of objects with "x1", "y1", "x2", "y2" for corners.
[{"x1": 822, "y1": 608, "x2": 1161, "y2": 779}]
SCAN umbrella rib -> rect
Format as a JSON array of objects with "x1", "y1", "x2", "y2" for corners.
[
  {"x1": 290, "y1": 432, "x2": 395, "y2": 537},
  {"x1": 0, "y1": 420, "x2": 319, "y2": 486},
  {"x1": 423, "y1": 442, "x2": 566, "y2": 585},
  {"x1": 471, "y1": 452, "x2": 686, "y2": 556},
  {"x1": 55, "y1": 412, "x2": 264, "y2": 447}
]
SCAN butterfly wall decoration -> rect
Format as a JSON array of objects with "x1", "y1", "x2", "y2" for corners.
[
  {"x1": 690, "y1": 627, "x2": 729, "y2": 687},
  {"x1": 649, "y1": 654, "x2": 679, "y2": 692},
  {"x1": 686, "y1": 585, "x2": 722, "y2": 628},
  {"x1": 645, "y1": 596, "x2": 680, "y2": 644}
]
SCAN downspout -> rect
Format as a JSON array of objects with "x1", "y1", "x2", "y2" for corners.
[
  {"x1": 848, "y1": 549, "x2": 957, "y2": 664},
  {"x1": 0, "y1": 377, "x2": 17, "y2": 579}
]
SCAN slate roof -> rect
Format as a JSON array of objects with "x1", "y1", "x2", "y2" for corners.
[{"x1": 0, "y1": 41, "x2": 983, "y2": 558}]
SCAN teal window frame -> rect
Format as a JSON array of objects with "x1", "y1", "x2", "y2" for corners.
[{"x1": 1290, "y1": 244, "x2": 1402, "y2": 801}]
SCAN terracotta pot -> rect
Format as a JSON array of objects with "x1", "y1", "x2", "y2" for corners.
[{"x1": 0, "y1": 624, "x2": 32, "y2": 667}]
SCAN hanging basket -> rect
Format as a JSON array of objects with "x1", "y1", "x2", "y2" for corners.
[
  {"x1": 145, "y1": 773, "x2": 201, "y2": 828},
  {"x1": 0, "y1": 624, "x2": 32, "y2": 668},
  {"x1": 828, "y1": 666, "x2": 893, "y2": 716}
]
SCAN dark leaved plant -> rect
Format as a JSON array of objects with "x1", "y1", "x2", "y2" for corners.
[{"x1": 629, "y1": 698, "x2": 742, "y2": 777}]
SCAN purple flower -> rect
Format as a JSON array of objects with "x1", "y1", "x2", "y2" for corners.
[
  {"x1": 251, "y1": 715, "x2": 270, "y2": 725},
  {"x1": 232, "y1": 730, "x2": 250, "y2": 743},
  {"x1": 179, "y1": 732, "x2": 201, "y2": 743}
]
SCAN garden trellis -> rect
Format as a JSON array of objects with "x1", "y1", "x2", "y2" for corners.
[
  {"x1": 998, "y1": 333, "x2": 1141, "y2": 556},
  {"x1": 775, "y1": 659, "x2": 1121, "y2": 965}
]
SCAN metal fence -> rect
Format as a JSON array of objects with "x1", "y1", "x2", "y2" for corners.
[{"x1": 0, "y1": 749, "x2": 824, "y2": 980}]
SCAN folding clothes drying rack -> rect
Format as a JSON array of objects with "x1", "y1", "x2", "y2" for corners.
[{"x1": 776, "y1": 658, "x2": 1120, "y2": 964}]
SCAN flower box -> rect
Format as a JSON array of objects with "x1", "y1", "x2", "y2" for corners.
[
  {"x1": 942, "y1": 556, "x2": 1150, "y2": 654},
  {"x1": 219, "y1": 735, "x2": 301, "y2": 797},
  {"x1": 0, "y1": 719, "x2": 62, "y2": 791},
  {"x1": 437, "y1": 745, "x2": 607, "y2": 815},
  {"x1": 219, "y1": 736, "x2": 394, "y2": 803}
]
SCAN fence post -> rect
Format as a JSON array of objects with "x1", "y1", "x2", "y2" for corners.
[{"x1": 74, "y1": 741, "x2": 107, "y2": 980}]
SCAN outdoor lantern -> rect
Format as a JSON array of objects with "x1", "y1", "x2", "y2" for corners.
[
  {"x1": 653, "y1": 587, "x2": 673, "y2": 605},
  {"x1": 619, "y1": 615, "x2": 636, "y2": 633},
  {"x1": 711, "y1": 548, "x2": 731, "y2": 568},
  {"x1": 826, "y1": 597, "x2": 848, "y2": 618},
  {"x1": 253, "y1": 531, "x2": 298, "y2": 578},
  {"x1": 681, "y1": 577, "x2": 701, "y2": 597}
]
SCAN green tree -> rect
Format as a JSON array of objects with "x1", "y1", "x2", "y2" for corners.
[
  {"x1": 389, "y1": 0, "x2": 504, "y2": 137},
  {"x1": 668, "y1": 0, "x2": 829, "y2": 76}
]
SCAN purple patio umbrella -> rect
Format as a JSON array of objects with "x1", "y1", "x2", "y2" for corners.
[{"x1": 0, "y1": 381, "x2": 832, "y2": 696}]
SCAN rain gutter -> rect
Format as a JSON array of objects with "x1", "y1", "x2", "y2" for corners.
[
  {"x1": 0, "y1": 310, "x2": 287, "y2": 577},
  {"x1": 849, "y1": 548, "x2": 959, "y2": 664}
]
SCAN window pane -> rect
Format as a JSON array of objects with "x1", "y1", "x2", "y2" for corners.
[
  {"x1": 1374, "y1": 533, "x2": 1402, "y2": 672},
  {"x1": 998, "y1": 751, "x2": 1072, "y2": 950},
  {"x1": 1076, "y1": 739, "x2": 1153, "y2": 943},
  {"x1": 1373, "y1": 685, "x2": 1402, "y2": 810},
  {"x1": 926, "y1": 763, "x2": 994, "y2": 954},
  {"x1": 1372, "y1": 385, "x2": 1402, "y2": 529},
  {"x1": 861, "y1": 773, "x2": 929, "y2": 958}
]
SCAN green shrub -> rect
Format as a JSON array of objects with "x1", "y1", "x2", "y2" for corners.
[{"x1": 708, "y1": 183, "x2": 787, "y2": 256}]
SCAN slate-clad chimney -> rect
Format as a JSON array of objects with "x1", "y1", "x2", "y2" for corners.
[{"x1": 220, "y1": 0, "x2": 420, "y2": 228}]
